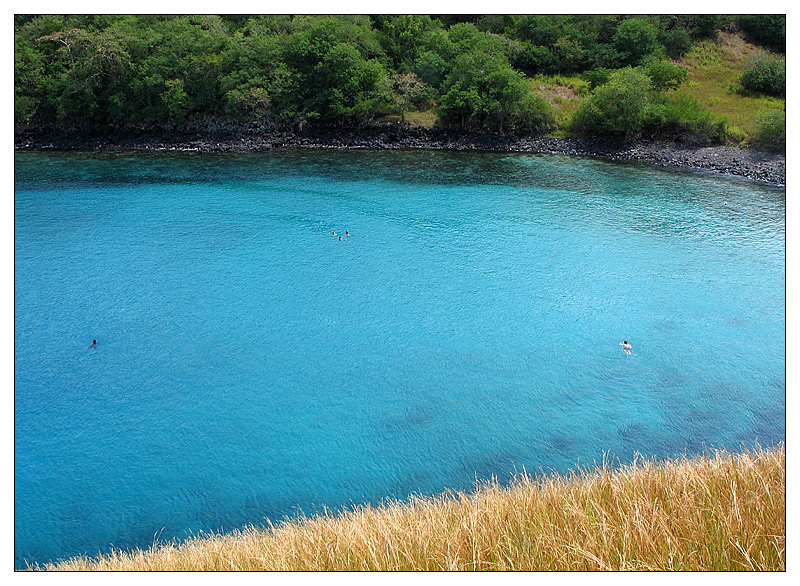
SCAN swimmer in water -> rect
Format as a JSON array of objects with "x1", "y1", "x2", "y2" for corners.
[
  {"x1": 87, "y1": 339, "x2": 98, "y2": 350},
  {"x1": 345, "y1": 231, "x2": 350, "y2": 236},
  {"x1": 620, "y1": 340, "x2": 632, "y2": 354},
  {"x1": 332, "y1": 231, "x2": 337, "y2": 236},
  {"x1": 338, "y1": 236, "x2": 343, "y2": 241}
]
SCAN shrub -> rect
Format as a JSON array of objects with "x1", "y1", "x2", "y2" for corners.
[
  {"x1": 739, "y1": 56, "x2": 785, "y2": 98},
  {"x1": 571, "y1": 67, "x2": 652, "y2": 136},
  {"x1": 641, "y1": 59, "x2": 688, "y2": 92},
  {"x1": 512, "y1": 42, "x2": 558, "y2": 76},
  {"x1": 162, "y1": 78, "x2": 191, "y2": 122},
  {"x1": 752, "y1": 109, "x2": 785, "y2": 152},
  {"x1": 513, "y1": 92, "x2": 556, "y2": 134},
  {"x1": 659, "y1": 26, "x2": 692, "y2": 58},
  {"x1": 643, "y1": 94, "x2": 727, "y2": 143},
  {"x1": 224, "y1": 86, "x2": 272, "y2": 120},
  {"x1": 687, "y1": 15, "x2": 723, "y2": 40},
  {"x1": 725, "y1": 125, "x2": 747, "y2": 144},
  {"x1": 582, "y1": 68, "x2": 612, "y2": 90},
  {"x1": 737, "y1": 15, "x2": 785, "y2": 53}
]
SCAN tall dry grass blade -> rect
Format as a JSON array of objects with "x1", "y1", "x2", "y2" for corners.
[{"x1": 41, "y1": 444, "x2": 784, "y2": 572}]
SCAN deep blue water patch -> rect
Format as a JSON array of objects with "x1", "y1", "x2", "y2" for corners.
[{"x1": 15, "y1": 150, "x2": 785, "y2": 568}]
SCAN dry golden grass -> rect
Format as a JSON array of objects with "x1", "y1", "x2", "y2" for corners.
[
  {"x1": 374, "y1": 110, "x2": 440, "y2": 128},
  {"x1": 402, "y1": 110, "x2": 440, "y2": 128},
  {"x1": 529, "y1": 74, "x2": 589, "y2": 131},
  {"x1": 42, "y1": 444, "x2": 784, "y2": 571}
]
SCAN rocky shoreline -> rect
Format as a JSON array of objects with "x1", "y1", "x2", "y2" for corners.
[{"x1": 15, "y1": 125, "x2": 785, "y2": 187}]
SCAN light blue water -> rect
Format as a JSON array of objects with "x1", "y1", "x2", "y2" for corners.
[{"x1": 14, "y1": 150, "x2": 785, "y2": 568}]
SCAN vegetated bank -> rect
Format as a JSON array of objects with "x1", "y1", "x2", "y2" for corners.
[
  {"x1": 15, "y1": 15, "x2": 786, "y2": 185},
  {"x1": 39, "y1": 444, "x2": 784, "y2": 571}
]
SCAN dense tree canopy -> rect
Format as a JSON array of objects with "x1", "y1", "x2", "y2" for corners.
[{"x1": 13, "y1": 14, "x2": 784, "y2": 141}]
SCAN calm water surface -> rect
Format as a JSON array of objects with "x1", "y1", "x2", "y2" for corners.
[{"x1": 14, "y1": 150, "x2": 785, "y2": 567}]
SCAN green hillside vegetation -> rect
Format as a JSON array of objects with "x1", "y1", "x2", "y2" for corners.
[
  {"x1": 40, "y1": 445, "x2": 784, "y2": 571},
  {"x1": 673, "y1": 32, "x2": 785, "y2": 146},
  {"x1": 14, "y1": 14, "x2": 785, "y2": 150}
]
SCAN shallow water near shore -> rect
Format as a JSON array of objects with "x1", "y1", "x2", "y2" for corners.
[{"x1": 14, "y1": 150, "x2": 785, "y2": 568}]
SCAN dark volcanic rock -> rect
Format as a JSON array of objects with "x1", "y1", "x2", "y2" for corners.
[{"x1": 14, "y1": 123, "x2": 785, "y2": 187}]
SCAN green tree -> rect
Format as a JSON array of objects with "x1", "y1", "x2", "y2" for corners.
[
  {"x1": 553, "y1": 15, "x2": 622, "y2": 71},
  {"x1": 284, "y1": 15, "x2": 384, "y2": 72},
  {"x1": 411, "y1": 28, "x2": 457, "y2": 88},
  {"x1": 475, "y1": 15, "x2": 512, "y2": 34},
  {"x1": 103, "y1": 15, "x2": 229, "y2": 124},
  {"x1": 388, "y1": 73, "x2": 430, "y2": 123},
  {"x1": 447, "y1": 22, "x2": 484, "y2": 48},
  {"x1": 309, "y1": 43, "x2": 387, "y2": 121},
  {"x1": 162, "y1": 78, "x2": 190, "y2": 121},
  {"x1": 414, "y1": 50, "x2": 450, "y2": 88},
  {"x1": 376, "y1": 15, "x2": 441, "y2": 71},
  {"x1": 151, "y1": 16, "x2": 229, "y2": 116},
  {"x1": 218, "y1": 29, "x2": 292, "y2": 121},
  {"x1": 14, "y1": 13, "x2": 753, "y2": 136},
  {"x1": 553, "y1": 36, "x2": 587, "y2": 71},
  {"x1": 440, "y1": 50, "x2": 553, "y2": 133},
  {"x1": 686, "y1": 15, "x2": 723, "y2": 39},
  {"x1": 36, "y1": 27, "x2": 133, "y2": 123},
  {"x1": 282, "y1": 16, "x2": 388, "y2": 123},
  {"x1": 613, "y1": 17, "x2": 661, "y2": 66},
  {"x1": 14, "y1": 34, "x2": 45, "y2": 123},
  {"x1": 572, "y1": 66, "x2": 653, "y2": 136},
  {"x1": 583, "y1": 68, "x2": 612, "y2": 90},
  {"x1": 512, "y1": 15, "x2": 560, "y2": 47}
]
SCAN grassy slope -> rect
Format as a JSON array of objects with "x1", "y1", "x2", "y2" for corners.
[
  {"x1": 43, "y1": 445, "x2": 784, "y2": 571},
  {"x1": 673, "y1": 32, "x2": 785, "y2": 139}
]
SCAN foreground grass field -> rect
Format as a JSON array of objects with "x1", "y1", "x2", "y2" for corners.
[{"x1": 43, "y1": 445, "x2": 784, "y2": 571}]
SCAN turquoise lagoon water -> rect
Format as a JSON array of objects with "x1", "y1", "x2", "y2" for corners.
[{"x1": 14, "y1": 150, "x2": 785, "y2": 567}]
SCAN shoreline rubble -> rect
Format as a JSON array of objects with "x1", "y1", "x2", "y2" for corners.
[{"x1": 14, "y1": 126, "x2": 785, "y2": 186}]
